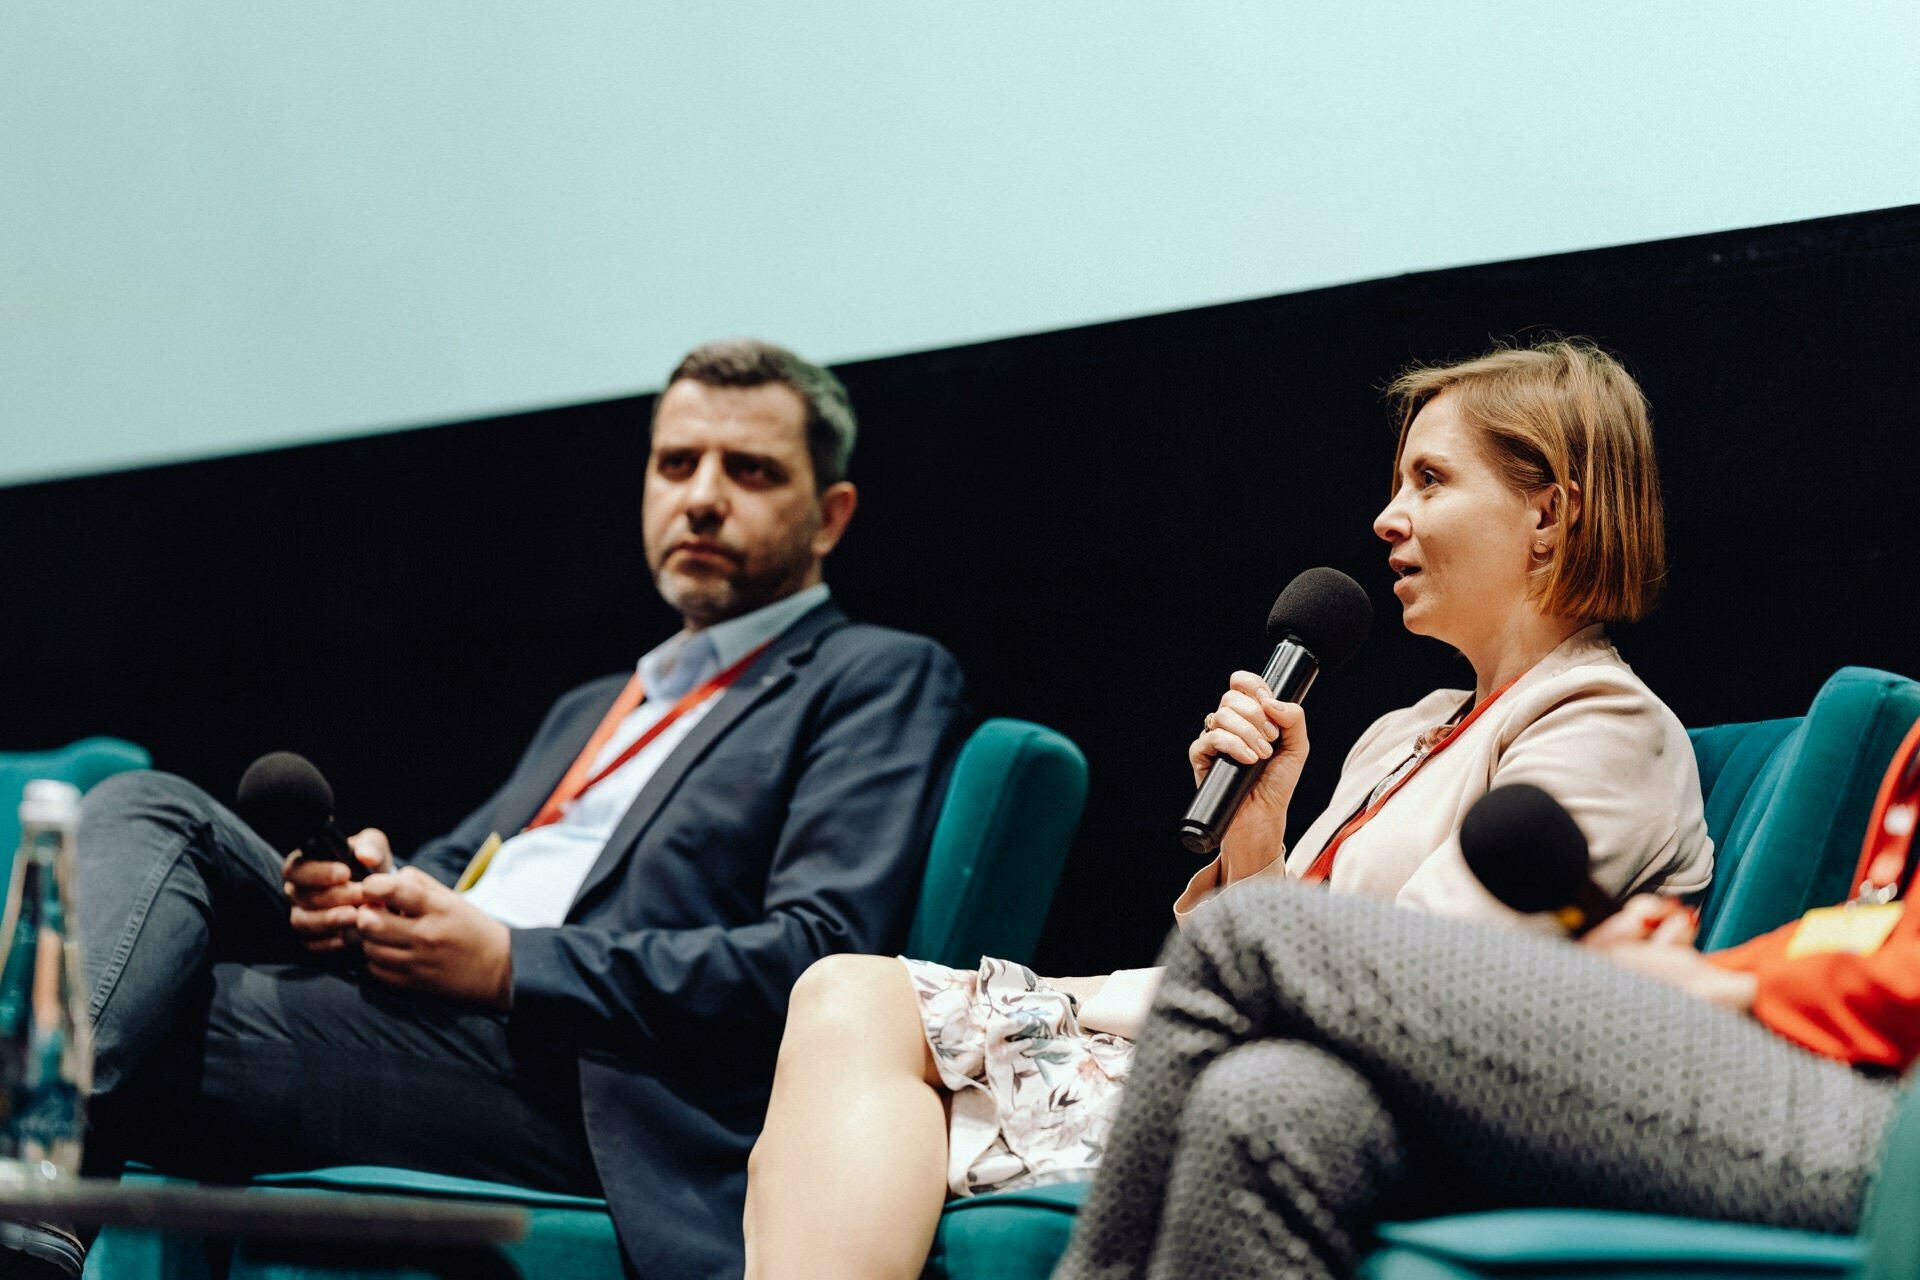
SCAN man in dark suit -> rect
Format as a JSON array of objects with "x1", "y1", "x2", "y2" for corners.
[{"x1": 69, "y1": 339, "x2": 968, "y2": 1279}]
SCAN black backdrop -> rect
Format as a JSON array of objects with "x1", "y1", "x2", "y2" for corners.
[{"x1": 4, "y1": 204, "x2": 1918, "y2": 975}]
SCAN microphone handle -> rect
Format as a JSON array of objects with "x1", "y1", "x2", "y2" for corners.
[
  {"x1": 1178, "y1": 638, "x2": 1320, "y2": 857},
  {"x1": 1567, "y1": 878, "x2": 1623, "y2": 939},
  {"x1": 300, "y1": 819, "x2": 371, "y2": 882},
  {"x1": 299, "y1": 819, "x2": 371, "y2": 971}
]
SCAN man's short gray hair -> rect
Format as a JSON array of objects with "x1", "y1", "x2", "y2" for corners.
[{"x1": 660, "y1": 338, "x2": 858, "y2": 489}]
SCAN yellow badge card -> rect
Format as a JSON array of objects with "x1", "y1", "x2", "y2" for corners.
[
  {"x1": 454, "y1": 832, "x2": 504, "y2": 893},
  {"x1": 1784, "y1": 902, "x2": 1904, "y2": 959}
]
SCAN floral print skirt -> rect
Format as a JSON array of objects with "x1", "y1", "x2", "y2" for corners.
[{"x1": 901, "y1": 955, "x2": 1137, "y2": 1199}]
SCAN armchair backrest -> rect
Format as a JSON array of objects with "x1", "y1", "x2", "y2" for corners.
[
  {"x1": 904, "y1": 718, "x2": 1089, "y2": 970},
  {"x1": 1690, "y1": 667, "x2": 1920, "y2": 951},
  {"x1": 1863, "y1": 1078, "x2": 1920, "y2": 1280},
  {"x1": 0, "y1": 737, "x2": 152, "y2": 881}
]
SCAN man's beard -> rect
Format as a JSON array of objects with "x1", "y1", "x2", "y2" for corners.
[{"x1": 654, "y1": 553, "x2": 812, "y2": 628}]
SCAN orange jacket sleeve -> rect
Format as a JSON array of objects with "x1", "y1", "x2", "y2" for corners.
[{"x1": 1710, "y1": 905, "x2": 1920, "y2": 1071}]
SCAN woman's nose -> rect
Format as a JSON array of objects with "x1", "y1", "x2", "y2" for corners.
[{"x1": 1373, "y1": 494, "x2": 1408, "y2": 543}]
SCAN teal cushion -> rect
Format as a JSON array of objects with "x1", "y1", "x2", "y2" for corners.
[
  {"x1": 1366, "y1": 1210, "x2": 1861, "y2": 1280},
  {"x1": 1, "y1": 737, "x2": 151, "y2": 882},
  {"x1": 1862, "y1": 1080, "x2": 1920, "y2": 1280},
  {"x1": 1688, "y1": 716, "x2": 1804, "y2": 937},
  {"x1": 1689, "y1": 716, "x2": 1798, "y2": 813},
  {"x1": 924, "y1": 1182, "x2": 1090, "y2": 1280},
  {"x1": 85, "y1": 1169, "x2": 222, "y2": 1280},
  {"x1": 905, "y1": 718, "x2": 1089, "y2": 969},
  {"x1": 1695, "y1": 667, "x2": 1920, "y2": 950},
  {"x1": 89, "y1": 1168, "x2": 621, "y2": 1280},
  {"x1": 924, "y1": 1193, "x2": 1868, "y2": 1280},
  {"x1": 232, "y1": 1169, "x2": 619, "y2": 1280},
  {"x1": 1687, "y1": 717, "x2": 1798, "y2": 883},
  {"x1": 246, "y1": 1166, "x2": 607, "y2": 1211}
]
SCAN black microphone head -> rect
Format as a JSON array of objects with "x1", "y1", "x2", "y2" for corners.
[
  {"x1": 1459, "y1": 783, "x2": 1590, "y2": 915},
  {"x1": 1265, "y1": 567, "x2": 1372, "y2": 671},
  {"x1": 235, "y1": 751, "x2": 336, "y2": 854}
]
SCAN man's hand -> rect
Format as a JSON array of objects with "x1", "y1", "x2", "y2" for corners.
[
  {"x1": 285, "y1": 828, "x2": 396, "y2": 953},
  {"x1": 1582, "y1": 894, "x2": 1757, "y2": 1012},
  {"x1": 356, "y1": 868, "x2": 514, "y2": 1009}
]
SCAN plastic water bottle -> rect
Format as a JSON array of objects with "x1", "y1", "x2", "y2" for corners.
[{"x1": 0, "y1": 780, "x2": 91, "y2": 1183}]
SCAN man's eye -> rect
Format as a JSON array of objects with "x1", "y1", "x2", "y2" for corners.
[
  {"x1": 655, "y1": 453, "x2": 695, "y2": 478},
  {"x1": 728, "y1": 457, "x2": 778, "y2": 484},
  {"x1": 1419, "y1": 468, "x2": 1440, "y2": 487}
]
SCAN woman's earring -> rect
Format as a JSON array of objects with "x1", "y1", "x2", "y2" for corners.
[{"x1": 1531, "y1": 539, "x2": 1552, "y2": 562}]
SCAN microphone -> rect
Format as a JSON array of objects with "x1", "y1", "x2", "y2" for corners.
[
  {"x1": 1459, "y1": 783, "x2": 1615, "y2": 935},
  {"x1": 1179, "y1": 567, "x2": 1373, "y2": 856},
  {"x1": 235, "y1": 751, "x2": 370, "y2": 881}
]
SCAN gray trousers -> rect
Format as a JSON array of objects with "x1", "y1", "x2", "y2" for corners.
[{"x1": 1053, "y1": 884, "x2": 1900, "y2": 1280}]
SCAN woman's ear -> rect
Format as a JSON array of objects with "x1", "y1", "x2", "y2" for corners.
[{"x1": 1533, "y1": 480, "x2": 1582, "y2": 538}]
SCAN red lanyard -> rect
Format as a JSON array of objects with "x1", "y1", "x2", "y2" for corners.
[
  {"x1": 1852, "y1": 715, "x2": 1920, "y2": 902},
  {"x1": 1300, "y1": 673, "x2": 1524, "y2": 883},
  {"x1": 525, "y1": 641, "x2": 771, "y2": 830}
]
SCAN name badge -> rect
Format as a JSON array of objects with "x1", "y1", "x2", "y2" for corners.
[
  {"x1": 455, "y1": 832, "x2": 504, "y2": 893},
  {"x1": 1785, "y1": 902, "x2": 1904, "y2": 959}
]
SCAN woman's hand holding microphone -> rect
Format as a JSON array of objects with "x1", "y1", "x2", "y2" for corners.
[{"x1": 1190, "y1": 670, "x2": 1309, "y2": 885}]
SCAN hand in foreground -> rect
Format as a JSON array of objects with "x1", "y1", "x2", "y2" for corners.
[
  {"x1": 356, "y1": 867, "x2": 513, "y2": 1009},
  {"x1": 1189, "y1": 671, "x2": 1308, "y2": 881},
  {"x1": 284, "y1": 828, "x2": 397, "y2": 953},
  {"x1": 1581, "y1": 894, "x2": 1756, "y2": 1012}
]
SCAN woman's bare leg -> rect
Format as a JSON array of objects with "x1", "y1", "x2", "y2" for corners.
[{"x1": 745, "y1": 954, "x2": 949, "y2": 1280}]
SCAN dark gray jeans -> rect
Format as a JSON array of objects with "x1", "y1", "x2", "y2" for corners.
[{"x1": 74, "y1": 770, "x2": 599, "y2": 1194}]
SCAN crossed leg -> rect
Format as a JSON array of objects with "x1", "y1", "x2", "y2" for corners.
[{"x1": 1055, "y1": 883, "x2": 1897, "y2": 1280}]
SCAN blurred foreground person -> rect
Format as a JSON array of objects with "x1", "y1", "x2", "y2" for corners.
[{"x1": 1055, "y1": 804, "x2": 1920, "y2": 1280}]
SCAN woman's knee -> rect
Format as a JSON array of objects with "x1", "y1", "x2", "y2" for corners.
[
  {"x1": 1182, "y1": 1040, "x2": 1395, "y2": 1169},
  {"x1": 781, "y1": 954, "x2": 929, "y2": 1076},
  {"x1": 1162, "y1": 1041, "x2": 1402, "y2": 1273}
]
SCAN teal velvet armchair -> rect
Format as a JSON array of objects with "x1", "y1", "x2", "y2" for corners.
[
  {"x1": 1, "y1": 737, "x2": 152, "y2": 881},
  {"x1": 1358, "y1": 665, "x2": 1920, "y2": 1280}
]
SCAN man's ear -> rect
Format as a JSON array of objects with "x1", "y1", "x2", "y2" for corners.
[{"x1": 812, "y1": 482, "x2": 858, "y2": 559}]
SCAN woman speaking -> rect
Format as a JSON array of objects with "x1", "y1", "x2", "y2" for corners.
[{"x1": 742, "y1": 338, "x2": 1714, "y2": 1280}]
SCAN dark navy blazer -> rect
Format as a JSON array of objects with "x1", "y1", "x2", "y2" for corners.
[{"x1": 408, "y1": 602, "x2": 968, "y2": 1278}]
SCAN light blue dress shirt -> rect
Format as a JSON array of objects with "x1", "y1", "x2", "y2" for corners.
[{"x1": 461, "y1": 583, "x2": 831, "y2": 927}]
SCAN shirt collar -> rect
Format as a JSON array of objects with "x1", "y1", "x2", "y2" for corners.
[{"x1": 636, "y1": 582, "x2": 832, "y2": 696}]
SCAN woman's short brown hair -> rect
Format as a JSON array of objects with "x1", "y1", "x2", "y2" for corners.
[{"x1": 1386, "y1": 337, "x2": 1666, "y2": 623}]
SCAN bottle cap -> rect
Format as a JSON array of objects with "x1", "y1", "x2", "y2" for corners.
[{"x1": 18, "y1": 779, "x2": 82, "y2": 828}]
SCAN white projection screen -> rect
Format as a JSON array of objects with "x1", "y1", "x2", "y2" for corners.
[{"x1": 4, "y1": 1, "x2": 1917, "y2": 486}]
